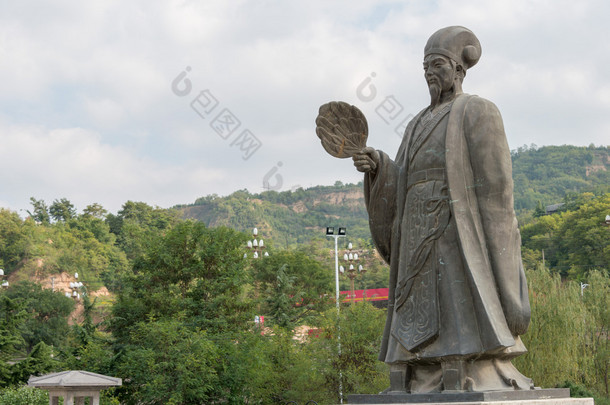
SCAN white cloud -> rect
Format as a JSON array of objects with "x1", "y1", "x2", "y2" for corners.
[
  {"x1": 0, "y1": 0, "x2": 608, "y2": 214},
  {"x1": 0, "y1": 122, "x2": 226, "y2": 213}
]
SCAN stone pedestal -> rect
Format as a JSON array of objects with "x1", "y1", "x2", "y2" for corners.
[
  {"x1": 345, "y1": 400, "x2": 593, "y2": 405},
  {"x1": 347, "y1": 388, "x2": 594, "y2": 404}
]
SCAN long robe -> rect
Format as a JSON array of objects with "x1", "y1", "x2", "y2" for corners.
[{"x1": 364, "y1": 93, "x2": 531, "y2": 390}]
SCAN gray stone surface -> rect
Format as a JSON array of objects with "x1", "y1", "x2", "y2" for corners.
[
  {"x1": 316, "y1": 26, "x2": 537, "y2": 394},
  {"x1": 316, "y1": 101, "x2": 369, "y2": 159},
  {"x1": 28, "y1": 370, "x2": 122, "y2": 388},
  {"x1": 345, "y1": 398, "x2": 594, "y2": 405},
  {"x1": 29, "y1": 370, "x2": 121, "y2": 405},
  {"x1": 348, "y1": 388, "x2": 571, "y2": 403}
]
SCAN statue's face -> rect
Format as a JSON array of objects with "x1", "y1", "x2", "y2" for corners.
[{"x1": 423, "y1": 54, "x2": 457, "y2": 105}]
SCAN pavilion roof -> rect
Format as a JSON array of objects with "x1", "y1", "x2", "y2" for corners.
[{"x1": 28, "y1": 370, "x2": 122, "y2": 388}]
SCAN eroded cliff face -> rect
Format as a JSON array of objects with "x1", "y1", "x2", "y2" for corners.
[
  {"x1": 585, "y1": 164, "x2": 607, "y2": 176},
  {"x1": 310, "y1": 189, "x2": 364, "y2": 207},
  {"x1": 7, "y1": 262, "x2": 112, "y2": 326}
]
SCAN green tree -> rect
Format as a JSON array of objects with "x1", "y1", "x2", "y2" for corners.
[
  {"x1": 107, "y1": 201, "x2": 180, "y2": 260},
  {"x1": 582, "y1": 270, "x2": 610, "y2": 397},
  {"x1": 0, "y1": 296, "x2": 27, "y2": 354},
  {"x1": 310, "y1": 302, "x2": 388, "y2": 402},
  {"x1": 512, "y1": 267, "x2": 610, "y2": 403},
  {"x1": 8, "y1": 342, "x2": 56, "y2": 386},
  {"x1": 514, "y1": 267, "x2": 593, "y2": 389},
  {"x1": 27, "y1": 198, "x2": 50, "y2": 225},
  {"x1": 235, "y1": 328, "x2": 328, "y2": 404},
  {"x1": 82, "y1": 203, "x2": 108, "y2": 219},
  {"x1": 49, "y1": 198, "x2": 76, "y2": 222},
  {"x1": 4, "y1": 282, "x2": 74, "y2": 353},
  {"x1": 554, "y1": 193, "x2": 610, "y2": 278},
  {"x1": 520, "y1": 193, "x2": 610, "y2": 278},
  {"x1": 511, "y1": 145, "x2": 609, "y2": 213},
  {"x1": 110, "y1": 221, "x2": 253, "y2": 341},
  {"x1": 252, "y1": 250, "x2": 334, "y2": 329},
  {"x1": 533, "y1": 200, "x2": 546, "y2": 218},
  {"x1": 115, "y1": 319, "x2": 220, "y2": 405},
  {"x1": 0, "y1": 296, "x2": 28, "y2": 385},
  {"x1": 69, "y1": 213, "x2": 116, "y2": 245},
  {"x1": 0, "y1": 385, "x2": 48, "y2": 405},
  {"x1": 265, "y1": 264, "x2": 297, "y2": 328},
  {"x1": 69, "y1": 293, "x2": 98, "y2": 354},
  {"x1": 0, "y1": 297, "x2": 56, "y2": 387},
  {"x1": 0, "y1": 209, "x2": 28, "y2": 272}
]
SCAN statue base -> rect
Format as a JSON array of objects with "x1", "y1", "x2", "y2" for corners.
[{"x1": 347, "y1": 388, "x2": 593, "y2": 404}]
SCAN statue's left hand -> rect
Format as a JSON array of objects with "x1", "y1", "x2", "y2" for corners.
[{"x1": 352, "y1": 147, "x2": 380, "y2": 173}]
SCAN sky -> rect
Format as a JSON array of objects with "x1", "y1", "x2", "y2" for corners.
[{"x1": 1, "y1": 0, "x2": 609, "y2": 215}]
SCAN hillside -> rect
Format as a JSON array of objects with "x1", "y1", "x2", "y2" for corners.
[
  {"x1": 177, "y1": 145, "x2": 610, "y2": 244},
  {"x1": 1, "y1": 154, "x2": 608, "y2": 402},
  {"x1": 511, "y1": 144, "x2": 609, "y2": 212},
  {"x1": 1, "y1": 148, "x2": 608, "y2": 403},
  {"x1": 177, "y1": 182, "x2": 371, "y2": 247}
]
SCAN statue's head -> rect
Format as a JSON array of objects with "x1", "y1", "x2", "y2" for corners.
[{"x1": 423, "y1": 26, "x2": 481, "y2": 106}]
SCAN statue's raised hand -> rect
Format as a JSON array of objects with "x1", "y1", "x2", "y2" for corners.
[{"x1": 352, "y1": 147, "x2": 380, "y2": 174}]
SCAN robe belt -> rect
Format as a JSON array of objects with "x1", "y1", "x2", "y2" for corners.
[{"x1": 406, "y1": 168, "x2": 446, "y2": 190}]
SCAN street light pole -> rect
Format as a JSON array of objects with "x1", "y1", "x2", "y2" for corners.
[
  {"x1": 246, "y1": 227, "x2": 269, "y2": 259},
  {"x1": 359, "y1": 264, "x2": 367, "y2": 301},
  {"x1": 334, "y1": 235, "x2": 341, "y2": 311},
  {"x1": 326, "y1": 227, "x2": 346, "y2": 310},
  {"x1": 326, "y1": 226, "x2": 345, "y2": 404},
  {"x1": 342, "y1": 243, "x2": 365, "y2": 304},
  {"x1": 0, "y1": 269, "x2": 8, "y2": 289},
  {"x1": 580, "y1": 282, "x2": 589, "y2": 297}
]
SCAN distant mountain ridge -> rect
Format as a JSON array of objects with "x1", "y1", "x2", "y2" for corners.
[
  {"x1": 178, "y1": 182, "x2": 370, "y2": 246},
  {"x1": 176, "y1": 145, "x2": 610, "y2": 245},
  {"x1": 511, "y1": 144, "x2": 609, "y2": 211}
]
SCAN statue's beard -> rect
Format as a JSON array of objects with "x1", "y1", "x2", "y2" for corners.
[{"x1": 428, "y1": 82, "x2": 442, "y2": 107}]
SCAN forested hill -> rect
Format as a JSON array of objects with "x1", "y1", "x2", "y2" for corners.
[
  {"x1": 511, "y1": 144, "x2": 609, "y2": 211},
  {"x1": 178, "y1": 182, "x2": 371, "y2": 246},
  {"x1": 177, "y1": 145, "x2": 609, "y2": 245}
]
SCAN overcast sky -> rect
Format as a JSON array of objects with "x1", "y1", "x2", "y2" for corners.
[{"x1": 1, "y1": 0, "x2": 609, "y2": 215}]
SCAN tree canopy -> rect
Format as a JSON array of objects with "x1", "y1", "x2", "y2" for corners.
[{"x1": 0, "y1": 172, "x2": 609, "y2": 403}]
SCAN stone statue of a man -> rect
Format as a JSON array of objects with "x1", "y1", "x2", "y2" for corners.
[{"x1": 352, "y1": 26, "x2": 533, "y2": 393}]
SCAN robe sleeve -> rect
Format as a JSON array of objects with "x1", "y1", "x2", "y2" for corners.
[
  {"x1": 363, "y1": 151, "x2": 400, "y2": 265},
  {"x1": 463, "y1": 97, "x2": 531, "y2": 335}
]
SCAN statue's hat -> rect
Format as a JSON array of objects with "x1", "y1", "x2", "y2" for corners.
[{"x1": 424, "y1": 26, "x2": 481, "y2": 70}]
